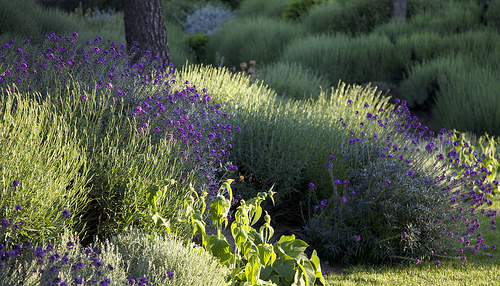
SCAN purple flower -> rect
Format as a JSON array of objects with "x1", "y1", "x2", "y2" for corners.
[
  {"x1": 72, "y1": 32, "x2": 78, "y2": 38},
  {"x1": 308, "y1": 183, "x2": 315, "y2": 190},
  {"x1": 128, "y1": 279, "x2": 135, "y2": 285},
  {"x1": 166, "y1": 270, "x2": 174, "y2": 280},
  {"x1": 67, "y1": 241, "x2": 74, "y2": 248},
  {"x1": 100, "y1": 278, "x2": 111, "y2": 286},
  {"x1": 341, "y1": 197, "x2": 347, "y2": 204},
  {"x1": 12, "y1": 180, "x2": 19, "y2": 187},
  {"x1": 461, "y1": 256, "x2": 467, "y2": 262},
  {"x1": 415, "y1": 258, "x2": 420, "y2": 264},
  {"x1": 385, "y1": 180, "x2": 390, "y2": 185},
  {"x1": 403, "y1": 232, "x2": 407, "y2": 238},
  {"x1": 75, "y1": 278, "x2": 82, "y2": 284},
  {"x1": 15, "y1": 205, "x2": 22, "y2": 212},
  {"x1": 435, "y1": 260, "x2": 440, "y2": 266},
  {"x1": 62, "y1": 210, "x2": 70, "y2": 219},
  {"x1": 354, "y1": 235, "x2": 361, "y2": 242},
  {"x1": 320, "y1": 199, "x2": 327, "y2": 208}
]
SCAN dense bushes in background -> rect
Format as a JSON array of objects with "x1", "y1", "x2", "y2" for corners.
[
  {"x1": 258, "y1": 61, "x2": 331, "y2": 101},
  {"x1": 301, "y1": 0, "x2": 392, "y2": 36},
  {"x1": 204, "y1": 16, "x2": 305, "y2": 67},
  {"x1": 280, "y1": 33, "x2": 399, "y2": 85},
  {"x1": 236, "y1": 0, "x2": 285, "y2": 19}
]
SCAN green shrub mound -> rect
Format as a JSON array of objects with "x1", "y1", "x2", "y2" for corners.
[
  {"x1": 204, "y1": 16, "x2": 304, "y2": 68},
  {"x1": 398, "y1": 56, "x2": 474, "y2": 108},
  {"x1": 305, "y1": 100, "x2": 497, "y2": 265},
  {"x1": 236, "y1": 0, "x2": 285, "y2": 19},
  {"x1": 301, "y1": 0, "x2": 392, "y2": 36},
  {"x1": 407, "y1": 0, "x2": 483, "y2": 35},
  {"x1": 0, "y1": 228, "x2": 228, "y2": 285},
  {"x1": 280, "y1": 33, "x2": 399, "y2": 85},
  {"x1": 258, "y1": 61, "x2": 331, "y2": 100},
  {"x1": 0, "y1": 91, "x2": 89, "y2": 243},
  {"x1": 484, "y1": 0, "x2": 500, "y2": 29},
  {"x1": 432, "y1": 64, "x2": 500, "y2": 136}
]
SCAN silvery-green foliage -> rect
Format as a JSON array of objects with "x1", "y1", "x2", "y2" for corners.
[
  {"x1": 177, "y1": 4, "x2": 235, "y2": 35},
  {"x1": 306, "y1": 99, "x2": 498, "y2": 265},
  {"x1": 1, "y1": 228, "x2": 228, "y2": 285}
]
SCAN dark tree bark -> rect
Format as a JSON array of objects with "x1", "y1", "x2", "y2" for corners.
[
  {"x1": 391, "y1": 0, "x2": 407, "y2": 20},
  {"x1": 123, "y1": 0, "x2": 170, "y2": 67}
]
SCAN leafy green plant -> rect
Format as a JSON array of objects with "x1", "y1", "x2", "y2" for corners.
[
  {"x1": 281, "y1": 0, "x2": 326, "y2": 22},
  {"x1": 184, "y1": 32, "x2": 211, "y2": 63},
  {"x1": 184, "y1": 180, "x2": 326, "y2": 286},
  {"x1": 447, "y1": 130, "x2": 500, "y2": 194},
  {"x1": 236, "y1": 0, "x2": 286, "y2": 19}
]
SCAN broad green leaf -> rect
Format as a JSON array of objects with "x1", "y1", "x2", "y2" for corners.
[
  {"x1": 257, "y1": 243, "x2": 276, "y2": 266},
  {"x1": 232, "y1": 225, "x2": 248, "y2": 251},
  {"x1": 245, "y1": 255, "x2": 261, "y2": 285},
  {"x1": 251, "y1": 205, "x2": 263, "y2": 226},
  {"x1": 146, "y1": 184, "x2": 161, "y2": 213},
  {"x1": 208, "y1": 234, "x2": 233, "y2": 266},
  {"x1": 273, "y1": 260, "x2": 296, "y2": 283}
]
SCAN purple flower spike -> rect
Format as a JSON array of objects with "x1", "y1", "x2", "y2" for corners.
[
  {"x1": 166, "y1": 270, "x2": 174, "y2": 280},
  {"x1": 62, "y1": 210, "x2": 70, "y2": 219},
  {"x1": 12, "y1": 180, "x2": 19, "y2": 187},
  {"x1": 308, "y1": 183, "x2": 315, "y2": 190}
]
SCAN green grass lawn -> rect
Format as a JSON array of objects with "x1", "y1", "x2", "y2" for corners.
[{"x1": 324, "y1": 195, "x2": 500, "y2": 285}]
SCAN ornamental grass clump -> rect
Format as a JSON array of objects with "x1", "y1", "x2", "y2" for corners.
[{"x1": 306, "y1": 98, "x2": 498, "y2": 265}]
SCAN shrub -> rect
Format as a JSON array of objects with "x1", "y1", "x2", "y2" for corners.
[
  {"x1": 305, "y1": 99, "x2": 498, "y2": 265},
  {"x1": 301, "y1": 0, "x2": 392, "y2": 36},
  {"x1": 407, "y1": 0, "x2": 483, "y2": 35},
  {"x1": 0, "y1": 93, "x2": 89, "y2": 244},
  {"x1": 175, "y1": 65, "x2": 392, "y2": 206},
  {"x1": 484, "y1": 0, "x2": 500, "y2": 29},
  {"x1": 236, "y1": 0, "x2": 286, "y2": 19},
  {"x1": 0, "y1": 33, "x2": 237, "y2": 242},
  {"x1": 398, "y1": 55, "x2": 474, "y2": 108},
  {"x1": 279, "y1": 33, "x2": 400, "y2": 85},
  {"x1": 281, "y1": 0, "x2": 326, "y2": 22},
  {"x1": 432, "y1": 64, "x2": 500, "y2": 136},
  {"x1": 174, "y1": 3, "x2": 235, "y2": 35},
  {"x1": 0, "y1": 224, "x2": 228, "y2": 285},
  {"x1": 258, "y1": 61, "x2": 331, "y2": 100},
  {"x1": 204, "y1": 17, "x2": 305, "y2": 67}
]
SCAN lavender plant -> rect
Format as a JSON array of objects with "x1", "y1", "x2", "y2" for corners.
[
  {"x1": 0, "y1": 207, "x2": 228, "y2": 285},
  {"x1": 0, "y1": 33, "x2": 239, "y2": 241},
  {"x1": 306, "y1": 99, "x2": 498, "y2": 265}
]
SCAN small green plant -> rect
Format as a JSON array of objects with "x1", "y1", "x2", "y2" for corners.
[
  {"x1": 184, "y1": 32, "x2": 211, "y2": 63},
  {"x1": 183, "y1": 180, "x2": 326, "y2": 286},
  {"x1": 447, "y1": 131, "x2": 500, "y2": 194},
  {"x1": 281, "y1": 0, "x2": 325, "y2": 22}
]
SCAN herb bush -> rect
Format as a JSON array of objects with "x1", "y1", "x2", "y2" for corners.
[
  {"x1": 0, "y1": 33, "x2": 237, "y2": 242},
  {"x1": 279, "y1": 33, "x2": 400, "y2": 85},
  {"x1": 173, "y1": 64, "x2": 392, "y2": 205},
  {"x1": 432, "y1": 64, "x2": 500, "y2": 137},
  {"x1": 204, "y1": 16, "x2": 305, "y2": 68},
  {"x1": 301, "y1": 0, "x2": 392, "y2": 36},
  {"x1": 0, "y1": 92, "x2": 90, "y2": 244},
  {"x1": 236, "y1": 0, "x2": 286, "y2": 19},
  {"x1": 397, "y1": 55, "x2": 475, "y2": 108},
  {"x1": 0, "y1": 211, "x2": 228, "y2": 285},
  {"x1": 306, "y1": 98, "x2": 498, "y2": 265},
  {"x1": 174, "y1": 3, "x2": 235, "y2": 35},
  {"x1": 258, "y1": 61, "x2": 331, "y2": 101},
  {"x1": 407, "y1": 0, "x2": 482, "y2": 35},
  {"x1": 484, "y1": 0, "x2": 500, "y2": 29}
]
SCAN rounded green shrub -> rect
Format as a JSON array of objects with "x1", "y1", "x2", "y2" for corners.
[
  {"x1": 258, "y1": 61, "x2": 331, "y2": 100},
  {"x1": 398, "y1": 56, "x2": 474, "y2": 108},
  {"x1": 305, "y1": 100, "x2": 498, "y2": 265},
  {"x1": 237, "y1": 0, "x2": 286, "y2": 19},
  {"x1": 484, "y1": 0, "x2": 500, "y2": 29},
  {"x1": 280, "y1": 33, "x2": 401, "y2": 85},
  {"x1": 407, "y1": 0, "x2": 483, "y2": 35},
  {"x1": 281, "y1": 0, "x2": 326, "y2": 22},
  {"x1": 433, "y1": 65, "x2": 500, "y2": 136},
  {"x1": 204, "y1": 17, "x2": 305, "y2": 67},
  {"x1": 301, "y1": 0, "x2": 392, "y2": 36},
  {"x1": 0, "y1": 228, "x2": 228, "y2": 285}
]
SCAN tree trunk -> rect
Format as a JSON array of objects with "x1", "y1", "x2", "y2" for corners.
[
  {"x1": 123, "y1": 0, "x2": 170, "y2": 67},
  {"x1": 392, "y1": 0, "x2": 407, "y2": 20}
]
